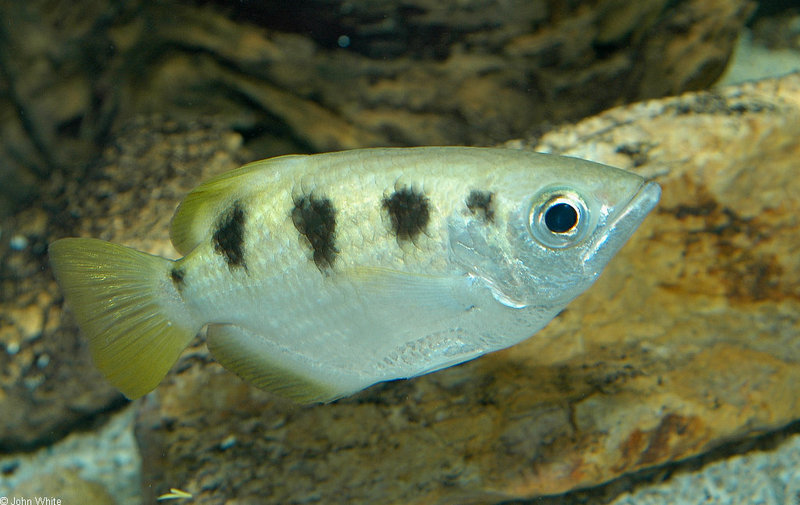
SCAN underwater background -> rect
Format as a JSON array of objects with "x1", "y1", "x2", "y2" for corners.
[{"x1": 1, "y1": 1, "x2": 800, "y2": 504}]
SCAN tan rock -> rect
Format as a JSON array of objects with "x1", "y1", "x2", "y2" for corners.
[{"x1": 135, "y1": 74, "x2": 800, "y2": 504}]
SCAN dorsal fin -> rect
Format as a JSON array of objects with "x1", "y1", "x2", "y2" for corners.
[{"x1": 169, "y1": 155, "x2": 307, "y2": 255}]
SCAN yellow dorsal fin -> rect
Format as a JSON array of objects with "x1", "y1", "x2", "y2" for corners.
[{"x1": 169, "y1": 154, "x2": 307, "y2": 255}]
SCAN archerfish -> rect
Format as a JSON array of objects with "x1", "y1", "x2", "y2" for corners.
[{"x1": 49, "y1": 147, "x2": 661, "y2": 402}]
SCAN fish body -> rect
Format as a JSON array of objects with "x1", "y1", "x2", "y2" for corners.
[{"x1": 49, "y1": 147, "x2": 660, "y2": 402}]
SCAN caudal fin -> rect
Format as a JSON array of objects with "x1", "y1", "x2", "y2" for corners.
[{"x1": 49, "y1": 238, "x2": 201, "y2": 399}]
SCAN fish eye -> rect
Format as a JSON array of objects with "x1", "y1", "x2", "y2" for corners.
[
  {"x1": 544, "y1": 202, "x2": 578, "y2": 233},
  {"x1": 528, "y1": 189, "x2": 590, "y2": 248}
]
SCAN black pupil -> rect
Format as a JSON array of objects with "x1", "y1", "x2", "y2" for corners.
[{"x1": 544, "y1": 202, "x2": 578, "y2": 233}]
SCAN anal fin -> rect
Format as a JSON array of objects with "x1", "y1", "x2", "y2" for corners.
[{"x1": 206, "y1": 324, "x2": 366, "y2": 403}]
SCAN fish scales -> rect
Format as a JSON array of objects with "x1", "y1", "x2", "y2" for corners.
[{"x1": 49, "y1": 147, "x2": 661, "y2": 402}]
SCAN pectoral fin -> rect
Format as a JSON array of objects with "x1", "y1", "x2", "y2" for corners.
[{"x1": 342, "y1": 266, "x2": 476, "y2": 320}]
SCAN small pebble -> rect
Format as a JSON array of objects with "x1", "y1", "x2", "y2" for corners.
[
  {"x1": 1, "y1": 460, "x2": 19, "y2": 476},
  {"x1": 220, "y1": 435, "x2": 237, "y2": 450},
  {"x1": 10, "y1": 234, "x2": 28, "y2": 251},
  {"x1": 6, "y1": 341, "x2": 20, "y2": 355},
  {"x1": 23, "y1": 375, "x2": 45, "y2": 390},
  {"x1": 36, "y1": 353, "x2": 51, "y2": 368}
]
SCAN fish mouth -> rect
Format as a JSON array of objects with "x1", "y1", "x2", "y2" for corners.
[{"x1": 583, "y1": 179, "x2": 661, "y2": 268}]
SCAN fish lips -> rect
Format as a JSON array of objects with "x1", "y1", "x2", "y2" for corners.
[{"x1": 582, "y1": 179, "x2": 661, "y2": 273}]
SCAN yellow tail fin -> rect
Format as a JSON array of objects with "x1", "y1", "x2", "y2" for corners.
[{"x1": 49, "y1": 238, "x2": 201, "y2": 399}]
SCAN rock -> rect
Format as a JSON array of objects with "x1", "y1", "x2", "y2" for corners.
[
  {"x1": 11, "y1": 468, "x2": 116, "y2": 505},
  {"x1": 0, "y1": 405, "x2": 140, "y2": 505},
  {"x1": 607, "y1": 430, "x2": 800, "y2": 505},
  {"x1": 0, "y1": 0, "x2": 754, "y2": 217},
  {"x1": 104, "y1": 0, "x2": 758, "y2": 147},
  {"x1": 0, "y1": 1, "x2": 123, "y2": 216},
  {"x1": 0, "y1": 117, "x2": 246, "y2": 450},
  {"x1": 134, "y1": 74, "x2": 800, "y2": 504},
  {"x1": 750, "y1": 8, "x2": 800, "y2": 50}
]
